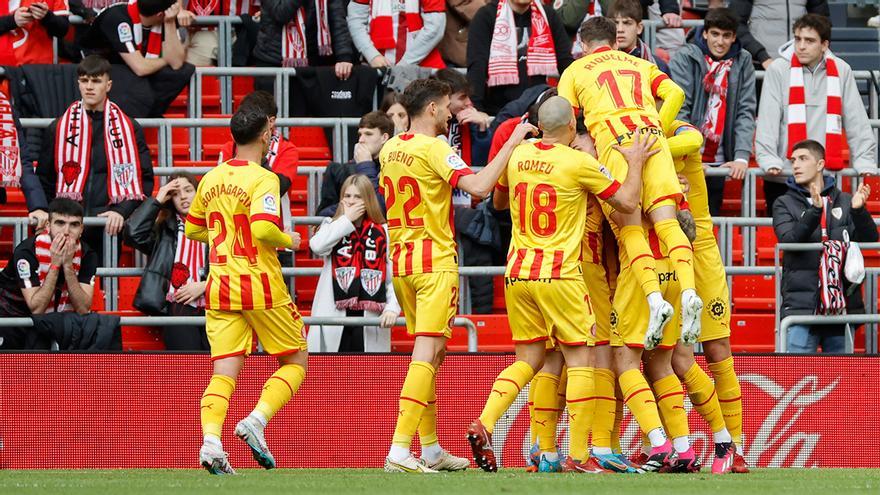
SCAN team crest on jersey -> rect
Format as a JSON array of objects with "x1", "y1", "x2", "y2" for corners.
[
  {"x1": 708, "y1": 297, "x2": 727, "y2": 321},
  {"x1": 609, "y1": 309, "x2": 618, "y2": 329},
  {"x1": 334, "y1": 266, "x2": 356, "y2": 292},
  {"x1": 446, "y1": 153, "x2": 468, "y2": 171},
  {"x1": 117, "y1": 23, "x2": 133, "y2": 43},
  {"x1": 262, "y1": 194, "x2": 278, "y2": 215},
  {"x1": 360, "y1": 269, "x2": 383, "y2": 296},
  {"x1": 16, "y1": 259, "x2": 30, "y2": 280}
]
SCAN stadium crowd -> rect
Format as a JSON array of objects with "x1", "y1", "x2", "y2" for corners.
[{"x1": 0, "y1": 0, "x2": 876, "y2": 360}]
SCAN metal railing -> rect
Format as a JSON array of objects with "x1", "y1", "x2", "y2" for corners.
[{"x1": 0, "y1": 315, "x2": 480, "y2": 353}]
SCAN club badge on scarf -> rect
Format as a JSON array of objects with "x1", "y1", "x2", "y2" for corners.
[
  {"x1": 0, "y1": 87, "x2": 21, "y2": 187},
  {"x1": 55, "y1": 99, "x2": 145, "y2": 204},
  {"x1": 818, "y1": 196, "x2": 847, "y2": 314},
  {"x1": 788, "y1": 53, "x2": 843, "y2": 170},
  {"x1": 487, "y1": 0, "x2": 557, "y2": 86},
  {"x1": 167, "y1": 217, "x2": 206, "y2": 308}
]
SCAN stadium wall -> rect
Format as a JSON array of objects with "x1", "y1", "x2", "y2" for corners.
[{"x1": 0, "y1": 354, "x2": 877, "y2": 469}]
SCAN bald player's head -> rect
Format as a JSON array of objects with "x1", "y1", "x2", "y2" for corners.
[{"x1": 537, "y1": 96, "x2": 575, "y2": 135}]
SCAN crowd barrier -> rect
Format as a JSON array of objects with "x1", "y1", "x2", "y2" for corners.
[{"x1": 0, "y1": 353, "x2": 876, "y2": 468}]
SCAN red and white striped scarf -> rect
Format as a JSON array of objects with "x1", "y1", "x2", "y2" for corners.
[
  {"x1": 55, "y1": 99, "x2": 145, "y2": 204},
  {"x1": 34, "y1": 230, "x2": 82, "y2": 313},
  {"x1": 167, "y1": 216, "x2": 206, "y2": 308},
  {"x1": 0, "y1": 87, "x2": 21, "y2": 187},
  {"x1": 818, "y1": 196, "x2": 847, "y2": 314},
  {"x1": 788, "y1": 54, "x2": 843, "y2": 170},
  {"x1": 700, "y1": 56, "x2": 733, "y2": 163},
  {"x1": 227, "y1": 0, "x2": 255, "y2": 16},
  {"x1": 283, "y1": 0, "x2": 332, "y2": 67},
  {"x1": 127, "y1": 0, "x2": 163, "y2": 59},
  {"x1": 488, "y1": 0, "x2": 557, "y2": 87}
]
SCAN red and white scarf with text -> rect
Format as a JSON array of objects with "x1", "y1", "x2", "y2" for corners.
[
  {"x1": 818, "y1": 196, "x2": 847, "y2": 314},
  {"x1": 0, "y1": 88, "x2": 21, "y2": 187},
  {"x1": 167, "y1": 216, "x2": 206, "y2": 308},
  {"x1": 700, "y1": 56, "x2": 734, "y2": 163},
  {"x1": 34, "y1": 230, "x2": 82, "y2": 313},
  {"x1": 55, "y1": 99, "x2": 145, "y2": 204},
  {"x1": 283, "y1": 0, "x2": 332, "y2": 67},
  {"x1": 127, "y1": 0, "x2": 163, "y2": 58},
  {"x1": 488, "y1": 0, "x2": 556, "y2": 87},
  {"x1": 788, "y1": 54, "x2": 844, "y2": 170}
]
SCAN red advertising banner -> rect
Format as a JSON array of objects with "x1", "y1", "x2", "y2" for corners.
[{"x1": 0, "y1": 354, "x2": 877, "y2": 469}]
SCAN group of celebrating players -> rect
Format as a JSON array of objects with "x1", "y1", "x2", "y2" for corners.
[{"x1": 187, "y1": 16, "x2": 746, "y2": 476}]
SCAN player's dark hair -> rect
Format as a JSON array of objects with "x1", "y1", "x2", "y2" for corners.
[
  {"x1": 359, "y1": 111, "x2": 395, "y2": 138},
  {"x1": 138, "y1": 0, "x2": 176, "y2": 17},
  {"x1": 77, "y1": 55, "x2": 112, "y2": 79},
  {"x1": 704, "y1": 8, "x2": 739, "y2": 34},
  {"x1": 579, "y1": 16, "x2": 617, "y2": 47},
  {"x1": 48, "y1": 198, "x2": 84, "y2": 219},
  {"x1": 380, "y1": 90, "x2": 404, "y2": 112},
  {"x1": 230, "y1": 107, "x2": 269, "y2": 146},
  {"x1": 400, "y1": 78, "x2": 451, "y2": 118},
  {"x1": 433, "y1": 68, "x2": 471, "y2": 97},
  {"x1": 791, "y1": 139, "x2": 826, "y2": 161},
  {"x1": 526, "y1": 88, "x2": 557, "y2": 128},
  {"x1": 607, "y1": 0, "x2": 643, "y2": 22},
  {"x1": 793, "y1": 13, "x2": 832, "y2": 43},
  {"x1": 240, "y1": 90, "x2": 278, "y2": 118}
]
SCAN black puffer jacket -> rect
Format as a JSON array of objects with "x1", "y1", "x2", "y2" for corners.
[
  {"x1": 772, "y1": 176, "x2": 878, "y2": 319},
  {"x1": 123, "y1": 198, "x2": 207, "y2": 315},
  {"x1": 254, "y1": 0, "x2": 355, "y2": 66}
]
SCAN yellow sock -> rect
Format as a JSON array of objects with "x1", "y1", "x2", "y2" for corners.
[
  {"x1": 531, "y1": 372, "x2": 561, "y2": 452},
  {"x1": 417, "y1": 375, "x2": 438, "y2": 447},
  {"x1": 709, "y1": 357, "x2": 743, "y2": 445},
  {"x1": 255, "y1": 364, "x2": 306, "y2": 422},
  {"x1": 392, "y1": 361, "x2": 435, "y2": 449},
  {"x1": 611, "y1": 391, "x2": 624, "y2": 453},
  {"x1": 684, "y1": 362, "x2": 726, "y2": 433},
  {"x1": 555, "y1": 366, "x2": 568, "y2": 412},
  {"x1": 591, "y1": 368, "x2": 617, "y2": 449},
  {"x1": 654, "y1": 218, "x2": 695, "y2": 291},
  {"x1": 620, "y1": 225, "x2": 661, "y2": 295},
  {"x1": 566, "y1": 367, "x2": 595, "y2": 461},
  {"x1": 619, "y1": 369, "x2": 663, "y2": 435},
  {"x1": 652, "y1": 374, "x2": 689, "y2": 441},
  {"x1": 201, "y1": 374, "x2": 235, "y2": 439},
  {"x1": 527, "y1": 376, "x2": 537, "y2": 445},
  {"x1": 479, "y1": 361, "x2": 534, "y2": 434}
]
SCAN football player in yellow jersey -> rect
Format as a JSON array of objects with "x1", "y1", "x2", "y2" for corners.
[
  {"x1": 379, "y1": 78, "x2": 537, "y2": 473},
  {"x1": 665, "y1": 121, "x2": 745, "y2": 474},
  {"x1": 557, "y1": 16, "x2": 704, "y2": 350},
  {"x1": 467, "y1": 96, "x2": 658, "y2": 473},
  {"x1": 185, "y1": 107, "x2": 307, "y2": 475}
]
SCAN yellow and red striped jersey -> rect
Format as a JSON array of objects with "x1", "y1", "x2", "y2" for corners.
[
  {"x1": 498, "y1": 141, "x2": 621, "y2": 280},
  {"x1": 582, "y1": 194, "x2": 606, "y2": 265},
  {"x1": 186, "y1": 159, "x2": 291, "y2": 310},
  {"x1": 557, "y1": 46, "x2": 680, "y2": 153},
  {"x1": 379, "y1": 132, "x2": 474, "y2": 276}
]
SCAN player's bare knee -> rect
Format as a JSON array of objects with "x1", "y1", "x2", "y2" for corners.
[
  {"x1": 702, "y1": 338, "x2": 732, "y2": 364},
  {"x1": 212, "y1": 355, "x2": 246, "y2": 379},
  {"x1": 671, "y1": 346, "x2": 695, "y2": 379},
  {"x1": 642, "y1": 349, "x2": 673, "y2": 382},
  {"x1": 648, "y1": 205, "x2": 676, "y2": 222},
  {"x1": 277, "y1": 350, "x2": 308, "y2": 371},
  {"x1": 515, "y1": 342, "x2": 547, "y2": 372}
]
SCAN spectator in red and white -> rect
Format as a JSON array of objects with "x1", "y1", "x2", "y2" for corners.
[
  {"x1": 756, "y1": 14, "x2": 877, "y2": 215},
  {"x1": 380, "y1": 90, "x2": 409, "y2": 135},
  {"x1": 0, "y1": 78, "x2": 49, "y2": 230},
  {"x1": 253, "y1": 0, "x2": 355, "y2": 80},
  {"x1": 731, "y1": 0, "x2": 829, "y2": 70},
  {"x1": 217, "y1": 90, "x2": 298, "y2": 226},
  {"x1": 79, "y1": 0, "x2": 194, "y2": 118},
  {"x1": 124, "y1": 172, "x2": 209, "y2": 351},
  {"x1": 36, "y1": 56, "x2": 154, "y2": 266},
  {"x1": 0, "y1": 0, "x2": 70, "y2": 65},
  {"x1": 607, "y1": 0, "x2": 668, "y2": 73},
  {"x1": 0, "y1": 198, "x2": 98, "y2": 349},
  {"x1": 346, "y1": 0, "x2": 447, "y2": 69},
  {"x1": 467, "y1": 0, "x2": 572, "y2": 115},
  {"x1": 173, "y1": 0, "x2": 261, "y2": 65}
]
